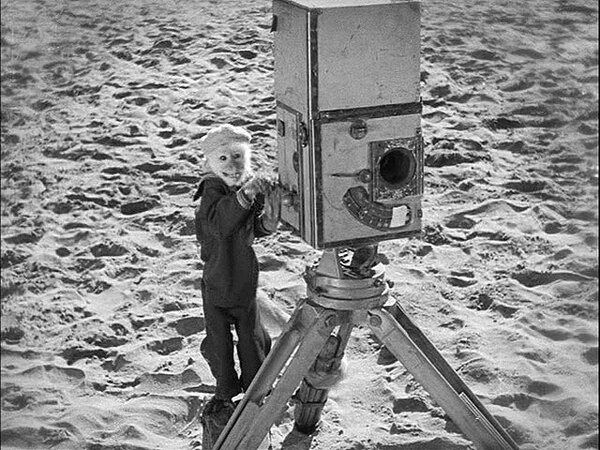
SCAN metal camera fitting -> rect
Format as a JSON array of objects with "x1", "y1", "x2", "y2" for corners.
[{"x1": 369, "y1": 313, "x2": 382, "y2": 328}]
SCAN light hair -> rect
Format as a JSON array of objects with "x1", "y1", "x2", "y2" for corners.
[{"x1": 200, "y1": 124, "x2": 251, "y2": 156}]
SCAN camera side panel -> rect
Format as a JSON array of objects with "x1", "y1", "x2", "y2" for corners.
[
  {"x1": 272, "y1": 0, "x2": 309, "y2": 114},
  {"x1": 316, "y1": 3, "x2": 421, "y2": 111},
  {"x1": 276, "y1": 104, "x2": 304, "y2": 234}
]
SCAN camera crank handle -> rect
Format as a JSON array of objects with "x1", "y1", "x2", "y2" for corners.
[{"x1": 330, "y1": 169, "x2": 372, "y2": 184}]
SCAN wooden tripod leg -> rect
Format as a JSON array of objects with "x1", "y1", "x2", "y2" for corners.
[
  {"x1": 211, "y1": 302, "x2": 308, "y2": 450},
  {"x1": 293, "y1": 322, "x2": 353, "y2": 434},
  {"x1": 367, "y1": 307, "x2": 519, "y2": 450},
  {"x1": 213, "y1": 302, "x2": 339, "y2": 450}
]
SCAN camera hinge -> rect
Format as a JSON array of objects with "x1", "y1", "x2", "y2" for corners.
[{"x1": 299, "y1": 122, "x2": 309, "y2": 148}]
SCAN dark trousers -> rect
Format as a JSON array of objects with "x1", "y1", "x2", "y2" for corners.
[{"x1": 201, "y1": 296, "x2": 271, "y2": 400}]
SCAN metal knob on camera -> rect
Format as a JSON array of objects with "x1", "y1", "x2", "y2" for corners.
[
  {"x1": 357, "y1": 168, "x2": 372, "y2": 184},
  {"x1": 281, "y1": 191, "x2": 297, "y2": 208}
]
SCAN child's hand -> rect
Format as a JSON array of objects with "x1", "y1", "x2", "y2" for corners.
[
  {"x1": 242, "y1": 176, "x2": 269, "y2": 201},
  {"x1": 261, "y1": 184, "x2": 281, "y2": 232}
]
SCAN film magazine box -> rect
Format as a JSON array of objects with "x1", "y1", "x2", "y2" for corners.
[{"x1": 274, "y1": 0, "x2": 423, "y2": 249}]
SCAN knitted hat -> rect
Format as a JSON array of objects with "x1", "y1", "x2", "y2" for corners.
[{"x1": 200, "y1": 124, "x2": 251, "y2": 155}]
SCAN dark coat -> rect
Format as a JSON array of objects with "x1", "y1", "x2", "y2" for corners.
[{"x1": 193, "y1": 174, "x2": 271, "y2": 307}]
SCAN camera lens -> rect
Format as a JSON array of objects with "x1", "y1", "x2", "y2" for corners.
[{"x1": 378, "y1": 148, "x2": 415, "y2": 187}]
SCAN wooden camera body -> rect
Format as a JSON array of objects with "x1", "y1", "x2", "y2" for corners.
[{"x1": 274, "y1": 0, "x2": 423, "y2": 249}]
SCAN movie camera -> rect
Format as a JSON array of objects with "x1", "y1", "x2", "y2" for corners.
[{"x1": 274, "y1": 0, "x2": 423, "y2": 249}]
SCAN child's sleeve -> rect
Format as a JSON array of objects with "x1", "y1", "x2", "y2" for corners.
[
  {"x1": 252, "y1": 194, "x2": 271, "y2": 238},
  {"x1": 253, "y1": 193, "x2": 280, "y2": 238},
  {"x1": 200, "y1": 180, "x2": 253, "y2": 238}
]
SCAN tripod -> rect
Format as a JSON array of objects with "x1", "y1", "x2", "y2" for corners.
[{"x1": 210, "y1": 249, "x2": 519, "y2": 450}]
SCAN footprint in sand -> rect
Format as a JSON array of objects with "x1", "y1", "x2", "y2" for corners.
[
  {"x1": 492, "y1": 392, "x2": 536, "y2": 411},
  {"x1": 61, "y1": 346, "x2": 110, "y2": 365},
  {"x1": 17, "y1": 363, "x2": 86, "y2": 386},
  {"x1": 526, "y1": 322, "x2": 596, "y2": 344},
  {"x1": 135, "y1": 161, "x2": 173, "y2": 174},
  {"x1": 392, "y1": 396, "x2": 431, "y2": 413},
  {"x1": 168, "y1": 316, "x2": 205, "y2": 337},
  {"x1": 147, "y1": 337, "x2": 184, "y2": 355},
  {"x1": 3, "y1": 229, "x2": 44, "y2": 245},
  {"x1": 130, "y1": 314, "x2": 161, "y2": 331},
  {"x1": 120, "y1": 198, "x2": 160, "y2": 215},
  {"x1": 581, "y1": 347, "x2": 598, "y2": 365},
  {"x1": 90, "y1": 241, "x2": 129, "y2": 257},
  {"x1": 160, "y1": 182, "x2": 193, "y2": 196},
  {"x1": 499, "y1": 78, "x2": 536, "y2": 92},
  {"x1": 511, "y1": 268, "x2": 594, "y2": 288},
  {"x1": 0, "y1": 248, "x2": 30, "y2": 269},
  {"x1": 456, "y1": 357, "x2": 498, "y2": 383},
  {"x1": 526, "y1": 379, "x2": 562, "y2": 397},
  {"x1": 134, "y1": 367, "x2": 209, "y2": 394},
  {"x1": 1, "y1": 314, "x2": 25, "y2": 344},
  {"x1": 425, "y1": 138, "x2": 491, "y2": 167},
  {"x1": 469, "y1": 49, "x2": 500, "y2": 61}
]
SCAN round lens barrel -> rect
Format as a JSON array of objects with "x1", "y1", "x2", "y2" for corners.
[{"x1": 378, "y1": 147, "x2": 415, "y2": 187}]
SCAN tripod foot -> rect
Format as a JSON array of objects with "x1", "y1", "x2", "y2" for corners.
[{"x1": 293, "y1": 381, "x2": 327, "y2": 435}]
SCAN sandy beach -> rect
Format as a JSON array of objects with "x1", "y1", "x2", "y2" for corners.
[{"x1": 1, "y1": 0, "x2": 598, "y2": 449}]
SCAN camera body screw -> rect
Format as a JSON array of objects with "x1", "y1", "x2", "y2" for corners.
[
  {"x1": 324, "y1": 314, "x2": 339, "y2": 328},
  {"x1": 369, "y1": 314, "x2": 382, "y2": 328}
]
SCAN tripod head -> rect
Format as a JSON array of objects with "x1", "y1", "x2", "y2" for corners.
[{"x1": 304, "y1": 247, "x2": 390, "y2": 312}]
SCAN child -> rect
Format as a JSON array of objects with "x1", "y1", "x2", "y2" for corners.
[{"x1": 193, "y1": 124, "x2": 277, "y2": 416}]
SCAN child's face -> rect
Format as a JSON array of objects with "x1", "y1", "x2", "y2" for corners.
[{"x1": 207, "y1": 142, "x2": 251, "y2": 187}]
